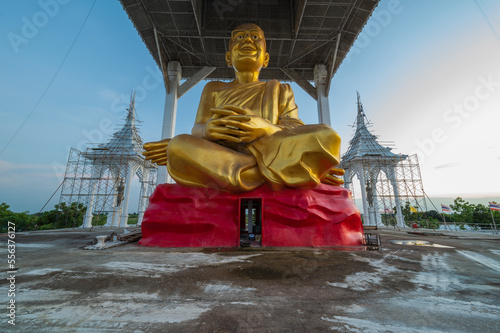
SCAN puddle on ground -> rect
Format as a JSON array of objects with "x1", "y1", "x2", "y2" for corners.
[{"x1": 389, "y1": 240, "x2": 454, "y2": 248}]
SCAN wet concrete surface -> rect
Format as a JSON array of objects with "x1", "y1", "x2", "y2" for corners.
[{"x1": 1, "y1": 227, "x2": 499, "y2": 332}]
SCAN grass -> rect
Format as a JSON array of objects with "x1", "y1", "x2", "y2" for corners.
[{"x1": 127, "y1": 217, "x2": 138, "y2": 225}]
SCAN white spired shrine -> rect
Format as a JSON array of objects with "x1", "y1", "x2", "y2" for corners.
[
  {"x1": 57, "y1": 94, "x2": 157, "y2": 228},
  {"x1": 341, "y1": 93, "x2": 427, "y2": 228}
]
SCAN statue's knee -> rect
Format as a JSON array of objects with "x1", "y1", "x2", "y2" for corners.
[
  {"x1": 167, "y1": 134, "x2": 191, "y2": 157},
  {"x1": 170, "y1": 134, "x2": 190, "y2": 143},
  {"x1": 316, "y1": 124, "x2": 340, "y2": 145}
]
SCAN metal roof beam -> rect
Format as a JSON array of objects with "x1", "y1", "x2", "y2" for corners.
[
  {"x1": 294, "y1": 0, "x2": 307, "y2": 38},
  {"x1": 189, "y1": 0, "x2": 209, "y2": 64},
  {"x1": 154, "y1": 26, "x2": 169, "y2": 90},
  {"x1": 190, "y1": 0, "x2": 202, "y2": 36},
  {"x1": 308, "y1": 1, "x2": 352, "y2": 4},
  {"x1": 339, "y1": 0, "x2": 359, "y2": 33},
  {"x1": 288, "y1": 0, "x2": 307, "y2": 67},
  {"x1": 326, "y1": 32, "x2": 341, "y2": 94},
  {"x1": 178, "y1": 66, "x2": 216, "y2": 98},
  {"x1": 149, "y1": 11, "x2": 193, "y2": 15},
  {"x1": 163, "y1": 37, "x2": 209, "y2": 65},
  {"x1": 118, "y1": 0, "x2": 381, "y2": 82},
  {"x1": 158, "y1": 34, "x2": 333, "y2": 42},
  {"x1": 286, "y1": 36, "x2": 335, "y2": 67},
  {"x1": 281, "y1": 68, "x2": 317, "y2": 100}
]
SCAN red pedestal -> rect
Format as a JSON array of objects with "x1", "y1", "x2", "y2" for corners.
[{"x1": 139, "y1": 183, "x2": 364, "y2": 248}]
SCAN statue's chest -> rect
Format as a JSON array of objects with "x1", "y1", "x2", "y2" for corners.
[{"x1": 213, "y1": 84, "x2": 267, "y2": 117}]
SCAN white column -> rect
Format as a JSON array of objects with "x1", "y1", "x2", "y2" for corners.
[
  {"x1": 119, "y1": 163, "x2": 134, "y2": 227},
  {"x1": 368, "y1": 206, "x2": 376, "y2": 227},
  {"x1": 388, "y1": 166, "x2": 405, "y2": 228},
  {"x1": 105, "y1": 212, "x2": 113, "y2": 226},
  {"x1": 357, "y1": 165, "x2": 371, "y2": 226},
  {"x1": 157, "y1": 61, "x2": 182, "y2": 184},
  {"x1": 137, "y1": 187, "x2": 147, "y2": 226},
  {"x1": 137, "y1": 172, "x2": 149, "y2": 226},
  {"x1": 314, "y1": 64, "x2": 331, "y2": 126},
  {"x1": 113, "y1": 206, "x2": 121, "y2": 227},
  {"x1": 82, "y1": 166, "x2": 99, "y2": 228},
  {"x1": 373, "y1": 189, "x2": 383, "y2": 226},
  {"x1": 343, "y1": 168, "x2": 352, "y2": 192},
  {"x1": 370, "y1": 172, "x2": 382, "y2": 227},
  {"x1": 105, "y1": 177, "x2": 118, "y2": 227}
]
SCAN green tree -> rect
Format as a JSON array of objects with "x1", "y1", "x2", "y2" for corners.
[
  {"x1": 470, "y1": 203, "x2": 494, "y2": 229},
  {"x1": 449, "y1": 197, "x2": 500, "y2": 229},
  {"x1": 52, "y1": 202, "x2": 87, "y2": 228},
  {"x1": 450, "y1": 197, "x2": 474, "y2": 227},
  {"x1": 29, "y1": 202, "x2": 87, "y2": 230},
  {"x1": 400, "y1": 201, "x2": 426, "y2": 227},
  {"x1": 381, "y1": 212, "x2": 397, "y2": 227},
  {"x1": 490, "y1": 201, "x2": 500, "y2": 231},
  {"x1": 0, "y1": 202, "x2": 11, "y2": 216},
  {"x1": 0, "y1": 202, "x2": 89, "y2": 232},
  {"x1": 426, "y1": 210, "x2": 441, "y2": 220},
  {"x1": 400, "y1": 201, "x2": 412, "y2": 225},
  {"x1": 0, "y1": 202, "x2": 34, "y2": 232}
]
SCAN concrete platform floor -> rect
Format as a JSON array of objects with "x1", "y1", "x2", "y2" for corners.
[{"x1": 1, "y1": 227, "x2": 499, "y2": 332}]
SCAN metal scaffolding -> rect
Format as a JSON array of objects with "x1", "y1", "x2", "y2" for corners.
[
  {"x1": 56, "y1": 93, "x2": 157, "y2": 228},
  {"x1": 359, "y1": 153, "x2": 428, "y2": 227},
  {"x1": 341, "y1": 93, "x2": 427, "y2": 228}
]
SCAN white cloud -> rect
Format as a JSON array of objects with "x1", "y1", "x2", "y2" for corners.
[
  {"x1": 0, "y1": 160, "x2": 55, "y2": 171},
  {"x1": 0, "y1": 160, "x2": 62, "y2": 189},
  {"x1": 97, "y1": 87, "x2": 121, "y2": 102},
  {"x1": 433, "y1": 163, "x2": 460, "y2": 170}
]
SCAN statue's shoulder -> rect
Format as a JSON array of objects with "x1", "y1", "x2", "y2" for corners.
[
  {"x1": 272, "y1": 80, "x2": 294, "y2": 96},
  {"x1": 265, "y1": 79, "x2": 291, "y2": 90},
  {"x1": 202, "y1": 80, "x2": 232, "y2": 93}
]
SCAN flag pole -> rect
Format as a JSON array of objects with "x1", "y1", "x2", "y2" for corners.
[
  {"x1": 451, "y1": 212, "x2": 458, "y2": 231},
  {"x1": 441, "y1": 210, "x2": 451, "y2": 231},
  {"x1": 489, "y1": 207, "x2": 498, "y2": 235},
  {"x1": 441, "y1": 206, "x2": 456, "y2": 231}
]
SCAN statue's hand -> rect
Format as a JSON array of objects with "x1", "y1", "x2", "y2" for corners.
[
  {"x1": 142, "y1": 139, "x2": 170, "y2": 166},
  {"x1": 211, "y1": 104, "x2": 257, "y2": 116},
  {"x1": 209, "y1": 105, "x2": 280, "y2": 143},
  {"x1": 202, "y1": 111, "x2": 230, "y2": 142},
  {"x1": 321, "y1": 168, "x2": 345, "y2": 186}
]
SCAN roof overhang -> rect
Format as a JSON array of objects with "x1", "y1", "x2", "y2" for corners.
[{"x1": 119, "y1": 0, "x2": 380, "y2": 90}]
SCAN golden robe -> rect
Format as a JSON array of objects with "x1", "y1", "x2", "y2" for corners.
[{"x1": 167, "y1": 80, "x2": 341, "y2": 193}]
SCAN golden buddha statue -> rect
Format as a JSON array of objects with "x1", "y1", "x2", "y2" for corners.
[{"x1": 143, "y1": 23, "x2": 344, "y2": 193}]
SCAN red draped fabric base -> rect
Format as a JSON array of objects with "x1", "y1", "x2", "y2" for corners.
[{"x1": 139, "y1": 183, "x2": 364, "y2": 247}]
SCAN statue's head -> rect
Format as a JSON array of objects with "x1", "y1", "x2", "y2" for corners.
[{"x1": 226, "y1": 23, "x2": 270, "y2": 73}]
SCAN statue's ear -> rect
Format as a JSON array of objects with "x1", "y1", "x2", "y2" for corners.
[
  {"x1": 263, "y1": 52, "x2": 270, "y2": 68},
  {"x1": 225, "y1": 51, "x2": 232, "y2": 67}
]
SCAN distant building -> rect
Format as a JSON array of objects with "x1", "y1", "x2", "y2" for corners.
[
  {"x1": 341, "y1": 93, "x2": 427, "y2": 227},
  {"x1": 57, "y1": 93, "x2": 157, "y2": 228}
]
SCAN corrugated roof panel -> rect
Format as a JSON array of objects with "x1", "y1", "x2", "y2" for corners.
[{"x1": 119, "y1": 0, "x2": 380, "y2": 81}]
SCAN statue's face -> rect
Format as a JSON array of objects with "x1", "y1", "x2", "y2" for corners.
[{"x1": 226, "y1": 24, "x2": 269, "y2": 73}]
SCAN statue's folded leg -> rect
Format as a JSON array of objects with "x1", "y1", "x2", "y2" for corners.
[
  {"x1": 167, "y1": 134, "x2": 264, "y2": 193},
  {"x1": 247, "y1": 124, "x2": 341, "y2": 190},
  {"x1": 167, "y1": 125, "x2": 340, "y2": 193}
]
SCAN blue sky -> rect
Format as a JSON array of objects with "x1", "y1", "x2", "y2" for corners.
[{"x1": 1, "y1": 0, "x2": 499, "y2": 213}]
